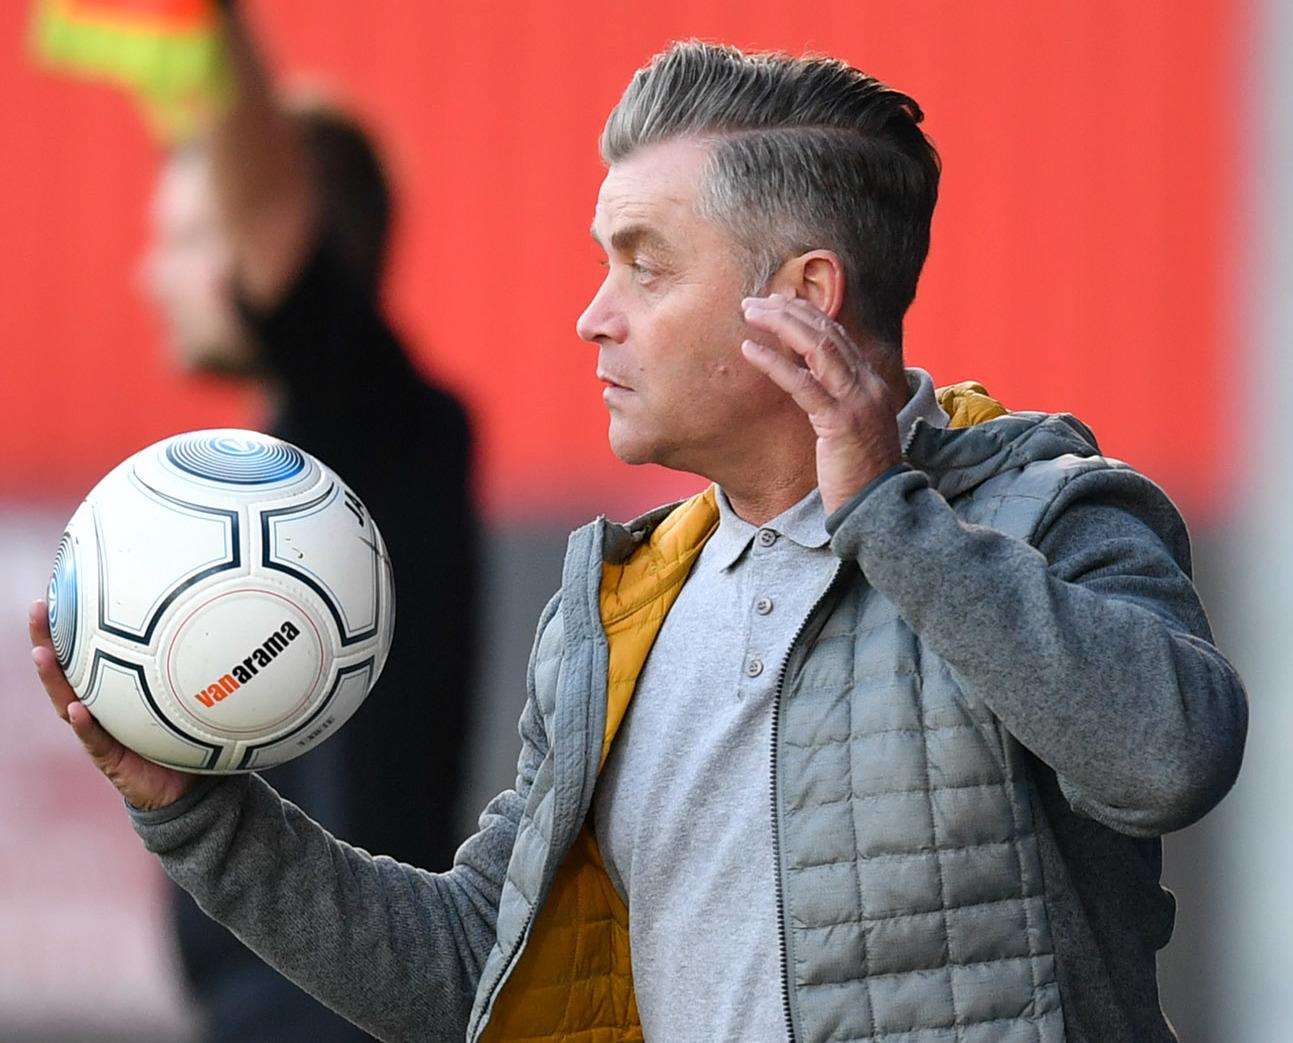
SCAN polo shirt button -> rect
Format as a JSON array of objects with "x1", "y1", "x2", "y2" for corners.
[
  {"x1": 745, "y1": 657, "x2": 764, "y2": 678},
  {"x1": 755, "y1": 596, "x2": 774, "y2": 615},
  {"x1": 756, "y1": 529, "x2": 778, "y2": 548}
]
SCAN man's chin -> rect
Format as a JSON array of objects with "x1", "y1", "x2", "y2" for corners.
[
  {"x1": 607, "y1": 440, "x2": 655, "y2": 467},
  {"x1": 606, "y1": 421, "x2": 663, "y2": 467}
]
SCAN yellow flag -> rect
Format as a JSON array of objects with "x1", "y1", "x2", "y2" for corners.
[{"x1": 29, "y1": 0, "x2": 231, "y2": 140}]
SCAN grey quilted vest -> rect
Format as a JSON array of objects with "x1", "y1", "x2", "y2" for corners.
[{"x1": 470, "y1": 412, "x2": 1117, "y2": 1042}]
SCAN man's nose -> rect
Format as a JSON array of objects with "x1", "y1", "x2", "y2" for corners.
[{"x1": 576, "y1": 280, "x2": 627, "y2": 345}]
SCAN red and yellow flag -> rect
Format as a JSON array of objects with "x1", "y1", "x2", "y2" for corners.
[{"x1": 29, "y1": 0, "x2": 230, "y2": 139}]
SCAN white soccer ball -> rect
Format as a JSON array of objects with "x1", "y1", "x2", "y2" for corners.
[{"x1": 46, "y1": 429, "x2": 395, "y2": 774}]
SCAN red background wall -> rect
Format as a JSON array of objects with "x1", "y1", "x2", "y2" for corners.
[{"x1": 0, "y1": 0, "x2": 1244, "y2": 520}]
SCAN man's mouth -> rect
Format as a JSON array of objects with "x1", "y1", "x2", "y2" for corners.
[{"x1": 597, "y1": 372, "x2": 632, "y2": 391}]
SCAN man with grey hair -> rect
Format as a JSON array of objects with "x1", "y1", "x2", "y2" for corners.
[{"x1": 30, "y1": 41, "x2": 1245, "y2": 1042}]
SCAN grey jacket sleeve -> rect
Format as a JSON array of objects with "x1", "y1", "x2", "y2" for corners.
[
  {"x1": 828, "y1": 465, "x2": 1247, "y2": 839},
  {"x1": 126, "y1": 612, "x2": 556, "y2": 1042}
]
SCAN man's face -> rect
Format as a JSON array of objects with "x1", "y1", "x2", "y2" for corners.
[
  {"x1": 577, "y1": 138, "x2": 790, "y2": 474},
  {"x1": 139, "y1": 151, "x2": 258, "y2": 375}
]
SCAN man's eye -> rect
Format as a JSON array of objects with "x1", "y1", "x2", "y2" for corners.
[{"x1": 630, "y1": 262, "x2": 656, "y2": 282}]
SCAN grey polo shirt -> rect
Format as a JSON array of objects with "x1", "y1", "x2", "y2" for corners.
[{"x1": 592, "y1": 368, "x2": 949, "y2": 1041}]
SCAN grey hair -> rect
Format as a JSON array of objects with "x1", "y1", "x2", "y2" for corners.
[{"x1": 601, "y1": 41, "x2": 940, "y2": 349}]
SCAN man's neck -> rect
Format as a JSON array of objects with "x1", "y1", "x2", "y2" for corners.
[
  {"x1": 722, "y1": 469, "x2": 819, "y2": 528},
  {"x1": 718, "y1": 362, "x2": 912, "y2": 527}
]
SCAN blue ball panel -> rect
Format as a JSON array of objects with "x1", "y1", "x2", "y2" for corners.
[
  {"x1": 48, "y1": 532, "x2": 78, "y2": 670},
  {"x1": 166, "y1": 434, "x2": 305, "y2": 485}
]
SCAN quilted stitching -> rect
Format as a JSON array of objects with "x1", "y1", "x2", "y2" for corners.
[
  {"x1": 472, "y1": 388, "x2": 1090, "y2": 1043},
  {"x1": 772, "y1": 459, "x2": 1073, "y2": 1040}
]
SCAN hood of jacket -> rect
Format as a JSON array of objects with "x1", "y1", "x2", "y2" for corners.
[{"x1": 906, "y1": 408, "x2": 1101, "y2": 501}]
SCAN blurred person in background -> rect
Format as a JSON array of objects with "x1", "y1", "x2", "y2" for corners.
[
  {"x1": 30, "y1": 39, "x2": 1247, "y2": 1043},
  {"x1": 137, "y1": 2, "x2": 479, "y2": 1039}
]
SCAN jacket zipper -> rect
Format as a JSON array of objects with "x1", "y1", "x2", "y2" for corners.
[
  {"x1": 770, "y1": 561, "x2": 849, "y2": 1043},
  {"x1": 477, "y1": 531, "x2": 609, "y2": 1042},
  {"x1": 472, "y1": 904, "x2": 535, "y2": 1040}
]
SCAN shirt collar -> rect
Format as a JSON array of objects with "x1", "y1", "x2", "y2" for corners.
[
  {"x1": 708, "y1": 368, "x2": 947, "y2": 572},
  {"x1": 707, "y1": 483, "x2": 826, "y2": 571},
  {"x1": 706, "y1": 489, "x2": 761, "y2": 571}
]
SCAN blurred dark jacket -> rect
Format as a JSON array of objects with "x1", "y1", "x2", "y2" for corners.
[{"x1": 172, "y1": 235, "x2": 479, "y2": 1042}]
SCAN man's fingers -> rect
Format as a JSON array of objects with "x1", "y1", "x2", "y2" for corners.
[
  {"x1": 68, "y1": 700, "x2": 126, "y2": 769},
  {"x1": 28, "y1": 598, "x2": 51, "y2": 644},
  {"x1": 741, "y1": 339, "x2": 835, "y2": 416},
  {"x1": 742, "y1": 299, "x2": 860, "y2": 400},
  {"x1": 30, "y1": 641, "x2": 77, "y2": 722},
  {"x1": 30, "y1": 598, "x2": 81, "y2": 721}
]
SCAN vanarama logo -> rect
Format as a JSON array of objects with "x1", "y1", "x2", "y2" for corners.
[{"x1": 194, "y1": 621, "x2": 301, "y2": 708}]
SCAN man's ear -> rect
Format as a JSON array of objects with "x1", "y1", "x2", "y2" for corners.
[{"x1": 769, "y1": 250, "x2": 846, "y2": 319}]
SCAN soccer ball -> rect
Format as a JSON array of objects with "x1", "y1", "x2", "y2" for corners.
[{"x1": 46, "y1": 429, "x2": 395, "y2": 774}]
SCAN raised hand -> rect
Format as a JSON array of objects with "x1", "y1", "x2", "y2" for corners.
[
  {"x1": 740, "y1": 292, "x2": 902, "y2": 515},
  {"x1": 28, "y1": 600, "x2": 197, "y2": 811}
]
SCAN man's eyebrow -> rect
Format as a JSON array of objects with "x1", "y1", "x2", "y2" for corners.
[{"x1": 589, "y1": 223, "x2": 672, "y2": 255}]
